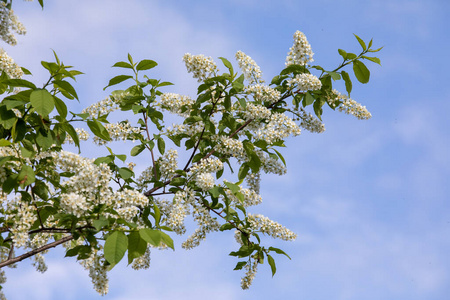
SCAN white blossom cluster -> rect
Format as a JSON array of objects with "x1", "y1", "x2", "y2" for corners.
[
  {"x1": 181, "y1": 204, "x2": 220, "y2": 249},
  {"x1": 247, "y1": 214, "x2": 297, "y2": 241},
  {"x1": 188, "y1": 157, "x2": 223, "y2": 176},
  {"x1": 165, "y1": 121, "x2": 205, "y2": 138},
  {"x1": 6, "y1": 197, "x2": 36, "y2": 247},
  {"x1": 60, "y1": 193, "x2": 91, "y2": 218},
  {"x1": 0, "y1": 48, "x2": 23, "y2": 79},
  {"x1": 255, "y1": 150, "x2": 286, "y2": 175},
  {"x1": 286, "y1": 30, "x2": 314, "y2": 66},
  {"x1": 241, "y1": 260, "x2": 258, "y2": 290},
  {"x1": 93, "y1": 122, "x2": 142, "y2": 145},
  {"x1": 246, "y1": 84, "x2": 280, "y2": 104},
  {"x1": 0, "y1": 2, "x2": 26, "y2": 46},
  {"x1": 298, "y1": 107, "x2": 325, "y2": 133},
  {"x1": 242, "y1": 102, "x2": 271, "y2": 120},
  {"x1": 245, "y1": 172, "x2": 261, "y2": 194},
  {"x1": 131, "y1": 247, "x2": 151, "y2": 270},
  {"x1": 194, "y1": 172, "x2": 215, "y2": 191},
  {"x1": 114, "y1": 189, "x2": 149, "y2": 221},
  {"x1": 31, "y1": 253, "x2": 48, "y2": 273},
  {"x1": 80, "y1": 247, "x2": 109, "y2": 295},
  {"x1": 329, "y1": 90, "x2": 372, "y2": 120},
  {"x1": 82, "y1": 92, "x2": 128, "y2": 118},
  {"x1": 254, "y1": 112, "x2": 301, "y2": 144},
  {"x1": 158, "y1": 149, "x2": 178, "y2": 178},
  {"x1": 159, "y1": 93, "x2": 194, "y2": 116},
  {"x1": 183, "y1": 53, "x2": 218, "y2": 82},
  {"x1": 225, "y1": 184, "x2": 262, "y2": 207},
  {"x1": 287, "y1": 73, "x2": 322, "y2": 91},
  {"x1": 165, "y1": 189, "x2": 195, "y2": 235},
  {"x1": 136, "y1": 165, "x2": 153, "y2": 191},
  {"x1": 214, "y1": 135, "x2": 245, "y2": 158},
  {"x1": 235, "y1": 50, "x2": 264, "y2": 85}
]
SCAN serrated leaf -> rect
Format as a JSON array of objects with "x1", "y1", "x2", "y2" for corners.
[
  {"x1": 352, "y1": 60, "x2": 370, "y2": 84},
  {"x1": 136, "y1": 60, "x2": 158, "y2": 71},
  {"x1": 234, "y1": 261, "x2": 247, "y2": 270},
  {"x1": 93, "y1": 218, "x2": 109, "y2": 231},
  {"x1": 304, "y1": 92, "x2": 314, "y2": 106},
  {"x1": 87, "y1": 119, "x2": 111, "y2": 141},
  {"x1": 219, "y1": 57, "x2": 233, "y2": 75},
  {"x1": 2, "y1": 79, "x2": 36, "y2": 89},
  {"x1": 224, "y1": 181, "x2": 240, "y2": 194},
  {"x1": 157, "y1": 137, "x2": 165, "y2": 154},
  {"x1": 104, "y1": 231, "x2": 128, "y2": 266},
  {"x1": 30, "y1": 89, "x2": 54, "y2": 116},
  {"x1": 53, "y1": 80, "x2": 78, "y2": 100},
  {"x1": 238, "y1": 163, "x2": 250, "y2": 181},
  {"x1": 118, "y1": 167, "x2": 134, "y2": 180},
  {"x1": 269, "y1": 246, "x2": 291, "y2": 259},
  {"x1": 338, "y1": 49, "x2": 347, "y2": 60},
  {"x1": 160, "y1": 232, "x2": 174, "y2": 250}
]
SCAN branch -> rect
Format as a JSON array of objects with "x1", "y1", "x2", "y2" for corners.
[{"x1": 0, "y1": 235, "x2": 73, "y2": 269}]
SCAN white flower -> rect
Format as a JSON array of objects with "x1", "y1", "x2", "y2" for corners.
[
  {"x1": 247, "y1": 213, "x2": 297, "y2": 241},
  {"x1": 183, "y1": 53, "x2": 218, "y2": 82},
  {"x1": 235, "y1": 51, "x2": 264, "y2": 85},
  {"x1": 286, "y1": 30, "x2": 314, "y2": 66},
  {"x1": 287, "y1": 73, "x2": 321, "y2": 91}
]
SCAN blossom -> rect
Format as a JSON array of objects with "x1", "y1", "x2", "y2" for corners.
[
  {"x1": 286, "y1": 30, "x2": 314, "y2": 66},
  {"x1": 235, "y1": 51, "x2": 264, "y2": 84},
  {"x1": 247, "y1": 214, "x2": 297, "y2": 241},
  {"x1": 0, "y1": 2, "x2": 26, "y2": 46},
  {"x1": 246, "y1": 84, "x2": 280, "y2": 104},
  {"x1": 329, "y1": 89, "x2": 372, "y2": 120},
  {"x1": 93, "y1": 121, "x2": 142, "y2": 145},
  {"x1": 287, "y1": 73, "x2": 322, "y2": 91},
  {"x1": 298, "y1": 107, "x2": 325, "y2": 133},
  {"x1": 0, "y1": 48, "x2": 23, "y2": 78},
  {"x1": 158, "y1": 149, "x2": 178, "y2": 178},
  {"x1": 183, "y1": 53, "x2": 218, "y2": 82},
  {"x1": 159, "y1": 93, "x2": 194, "y2": 116}
]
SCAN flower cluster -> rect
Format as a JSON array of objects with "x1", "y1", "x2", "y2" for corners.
[
  {"x1": 0, "y1": 2, "x2": 26, "y2": 46},
  {"x1": 256, "y1": 150, "x2": 286, "y2": 175},
  {"x1": 183, "y1": 53, "x2": 218, "y2": 82},
  {"x1": 158, "y1": 149, "x2": 178, "y2": 178},
  {"x1": 60, "y1": 193, "x2": 91, "y2": 218},
  {"x1": 93, "y1": 121, "x2": 142, "y2": 145},
  {"x1": 246, "y1": 84, "x2": 280, "y2": 105},
  {"x1": 214, "y1": 135, "x2": 245, "y2": 158},
  {"x1": 254, "y1": 112, "x2": 301, "y2": 144},
  {"x1": 64, "y1": 128, "x2": 90, "y2": 144},
  {"x1": 287, "y1": 73, "x2": 322, "y2": 91},
  {"x1": 159, "y1": 93, "x2": 194, "y2": 116},
  {"x1": 235, "y1": 51, "x2": 264, "y2": 85},
  {"x1": 247, "y1": 214, "x2": 297, "y2": 241},
  {"x1": 194, "y1": 172, "x2": 215, "y2": 191},
  {"x1": 242, "y1": 102, "x2": 271, "y2": 120},
  {"x1": 225, "y1": 185, "x2": 262, "y2": 207},
  {"x1": 286, "y1": 30, "x2": 314, "y2": 66},
  {"x1": 188, "y1": 157, "x2": 223, "y2": 175},
  {"x1": 181, "y1": 204, "x2": 220, "y2": 249},
  {"x1": 241, "y1": 260, "x2": 258, "y2": 290},
  {"x1": 131, "y1": 247, "x2": 151, "y2": 270},
  {"x1": 298, "y1": 107, "x2": 325, "y2": 133},
  {"x1": 82, "y1": 92, "x2": 128, "y2": 118},
  {"x1": 165, "y1": 189, "x2": 195, "y2": 235},
  {"x1": 0, "y1": 48, "x2": 23, "y2": 79},
  {"x1": 7, "y1": 197, "x2": 36, "y2": 247},
  {"x1": 329, "y1": 90, "x2": 372, "y2": 120}
]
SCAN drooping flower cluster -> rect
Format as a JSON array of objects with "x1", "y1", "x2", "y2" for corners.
[
  {"x1": 183, "y1": 53, "x2": 218, "y2": 82},
  {"x1": 286, "y1": 30, "x2": 314, "y2": 66},
  {"x1": 0, "y1": 48, "x2": 23, "y2": 79},
  {"x1": 241, "y1": 260, "x2": 258, "y2": 290},
  {"x1": 64, "y1": 128, "x2": 90, "y2": 144},
  {"x1": 247, "y1": 214, "x2": 297, "y2": 241},
  {"x1": 214, "y1": 135, "x2": 245, "y2": 158},
  {"x1": 188, "y1": 157, "x2": 224, "y2": 176},
  {"x1": 60, "y1": 193, "x2": 91, "y2": 218},
  {"x1": 0, "y1": 2, "x2": 26, "y2": 46},
  {"x1": 7, "y1": 197, "x2": 37, "y2": 247},
  {"x1": 235, "y1": 51, "x2": 264, "y2": 85},
  {"x1": 287, "y1": 73, "x2": 322, "y2": 91},
  {"x1": 242, "y1": 102, "x2": 271, "y2": 121},
  {"x1": 181, "y1": 204, "x2": 220, "y2": 249},
  {"x1": 329, "y1": 90, "x2": 372, "y2": 120},
  {"x1": 298, "y1": 107, "x2": 325, "y2": 133},
  {"x1": 194, "y1": 172, "x2": 215, "y2": 191}
]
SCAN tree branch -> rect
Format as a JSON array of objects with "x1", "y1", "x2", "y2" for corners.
[{"x1": 0, "y1": 235, "x2": 73, "y2": 269}]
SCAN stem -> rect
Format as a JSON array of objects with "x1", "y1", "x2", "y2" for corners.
[{"x1": 0, "y1": 235, "x2": 73, "y2": 269}]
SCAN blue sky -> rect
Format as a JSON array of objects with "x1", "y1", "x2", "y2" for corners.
[{"x1": 3, "y1": 0, "x2": 450, "y2": 299}]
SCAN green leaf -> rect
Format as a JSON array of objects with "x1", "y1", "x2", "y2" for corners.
[
  {"x1": 238, "y1": 164, "x2": 250, "y2": 181},
  {"x1": 61, "y1": 122, "x2": 80, "y2": 149},
  {"x1": 103, "y1": 75, "x2": 133, "y2": 90},
  {"x1": 30, "y1": 89, "x2": 54, "y2": 116},
  {"x1": 2, "y1": 79, "x2": 36, "y2": 89},
  {"x1": 53, "y1": 96, "x2": 68, "y2": 119},
  {"x1": 53, "y1": 80, "x2": 78, "y2": 100},
  {"x1": 352, "y1": 60, "x2": 370, "y2": 84},
  {"x1": 157, "y1": 137, "x2": 165, "y2": 154},
  {"x1": 104, "y1": 231, "x2": 128, "y2": 266},
  {"x1": 139, "y1": 228, "x2": 162, "y2": 247},
  {"x1": 341, "y1": 71, "x2": 352, "y2": 95},
  {"x1": 127, "y1": 231, "x2": 147, "y2": 264},
  {"x1": 112, "y1": 61, "x2": 134, "y2": 69},
  {"x1": 268, "y1": 246, "x2": 291, "y2": 259},
  {"x1": 267, "y1": 254, "x2": 276, "y2": 277},
  {"x1": 219, "y1": 57, "x2": 234, "y2": 75},
  {"x1": 0, "y1": 105, "x2": 17, "y2": 129},
  {"x1": 234, "y1": 261, "x2": 247, "y2": 270},
  {"x1": 93, "y1": 217, "x2": 109, "y2": 231},
  {"x1": 273, "y1": 149, "x2": 286, "y2": 166},
  {"x1": 118, "y1": 167, "x2": 134, "y2": 180},
  {"x1": 338, "y1": 49, "x2": 347, "y2": 60},
  {"x1": 361, "y1": 56, "x2": 381, "y2": 65},
  {"x1": 0, "y1": 139, "x2": 11, "y2": 146},
  {"x1": 18, "y1": 165, "x2": 35, "y2": 187},
  {"x1": 367, "y1": 46, "x2": 384, "y2": 53},
  {"x1": 136, "y1": 60, "x2": 158, "y2": 71},
  {"x1": 304, "y1": 92, "x2": 314, "y2": 106},
  {"x1": 87, "y1": 119, "x2": 111, "y2": 141},
  {"x1": 224, "y1": 181, "x2": 240, "y2": 194},
  {"x1": 130, "y1": 144, "x2": 145, "y2": 156},
  {"x1": 354, "y1": 34, "x2": 367, "y2": 51},
  {"x1": 327, "y1": 71, "x2": 341, "y2": 81},
  {"x1": 160, "y1": 232, "x2": 174, "y2": 250},
  {"x1": 232, "y1": 74, "x2": 245, "y2": 92}
]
